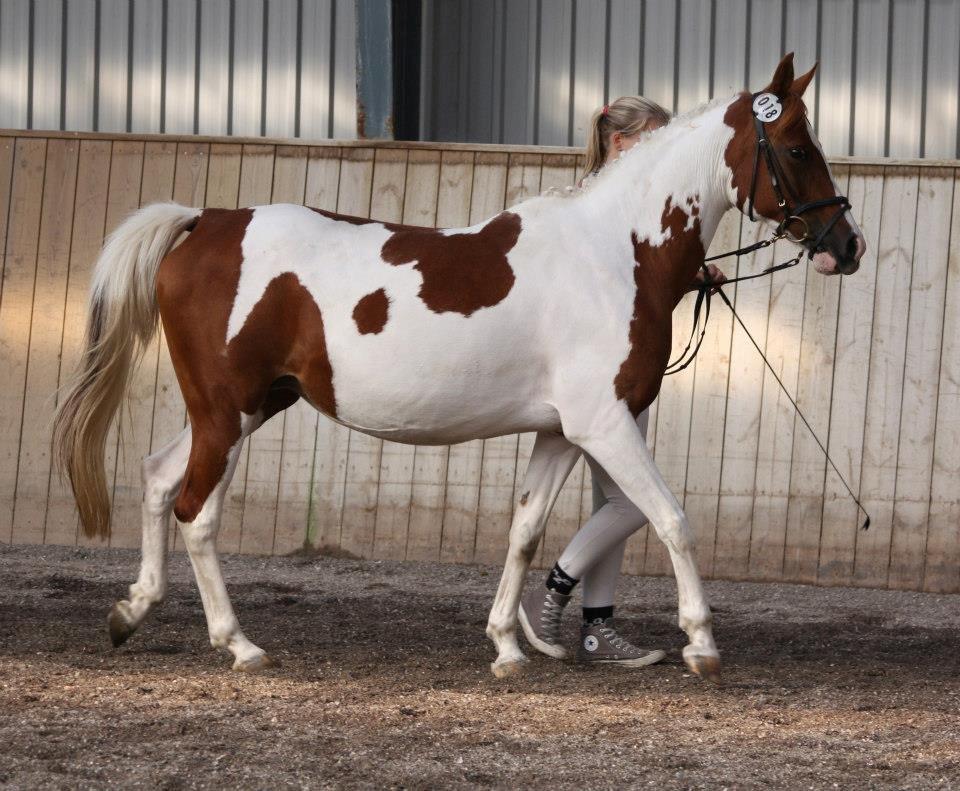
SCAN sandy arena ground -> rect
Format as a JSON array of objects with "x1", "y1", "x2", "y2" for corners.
[{"x1": 0, "y1": 543, "x2": 958, "y2": 789}]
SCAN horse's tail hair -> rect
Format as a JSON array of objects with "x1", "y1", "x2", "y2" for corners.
[{"x1": 53, "y1": 202, "x2": 201, "y2": 539}]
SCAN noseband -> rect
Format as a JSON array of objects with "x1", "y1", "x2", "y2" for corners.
[{"x1": 746, "y1": 104, "x2": 850, "y2": 258}]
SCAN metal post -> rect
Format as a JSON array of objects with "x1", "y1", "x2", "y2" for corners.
[{"x1": 355, "y1": 0, "x2": 394, "y2": 139}]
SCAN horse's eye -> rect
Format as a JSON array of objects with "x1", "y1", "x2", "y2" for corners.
[{"x1": 789, "y1": 147, "x2": 807, "y2": 160}]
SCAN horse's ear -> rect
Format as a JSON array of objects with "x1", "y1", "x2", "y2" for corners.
[
  {"x1": 791, "y1": 62, "x2": 817, "y2": 96},
  {"x1": 765, "y1": 52, "x2": 795, "y2": 98}
]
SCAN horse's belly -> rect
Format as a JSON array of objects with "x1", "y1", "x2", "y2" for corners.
[{"x1": 326, "y1": 335, "x2": 559, "y2": 444}]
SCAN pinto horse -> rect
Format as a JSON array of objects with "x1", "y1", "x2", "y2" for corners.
[{"x1": 54, "y1": 54, "x2": 864, "y2": 680}]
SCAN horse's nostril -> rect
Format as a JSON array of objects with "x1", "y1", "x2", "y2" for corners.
[{"x1": 846, "y1": 234, "x2": 860, "y2": 260}]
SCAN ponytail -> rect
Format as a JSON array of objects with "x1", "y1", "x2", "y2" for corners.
[{"x1": 579, "y1": 96, "x2": 672, "y2": 182}]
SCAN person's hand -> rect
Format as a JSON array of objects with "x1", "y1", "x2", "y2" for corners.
[{"x1": 692, "y1": 264, "x2": 727, "y2": 295}]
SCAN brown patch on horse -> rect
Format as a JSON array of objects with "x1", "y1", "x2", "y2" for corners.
[
  {"x1": 353, "y1": 288, "x2": 390, "y2": 334},
  {"x1": 380, "y1": 212, "x2": 522, "y2": 316},
  {"x1": 614, "y1": 197, "x2": 706, "y2": 416},
  {"x1": 158, "y1": 208, "x2": 336, "y2": 523}
]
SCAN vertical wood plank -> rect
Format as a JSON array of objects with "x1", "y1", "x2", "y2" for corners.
[
  {"x1": 215, "y1": 144, "x2": 272, "y2": 552},
  {"x1": 817, "y1": 165, "x2": 884, "y2": 584},
  {"x1": 161, "y1": 142, "x2": 208, "y2": 551},
  {"x1": 684, "y1": 208, "x2": 740, "y2": 578},
  {"x1": 853, "y1": 166, "x2": 920, "y2": 586},
  {"x1": 435, "y1": 151, "x2": 482, "y2": 565},
  {"x1": 0, "y1": 139, "x2": 47, "y2": 543},
  {"x1": 11, "y1": 139, "x2": 79, "y2": 545},
  {"x1": 334, "y1": 147, "x2": 402, "y2": 559},
  {"x1": 469, "y1": 152, "x2": 513, "y2": 565},
  {"x1": 303, "y1": 147, "x2": 350, "y2": 550},
  {"x1": 746, "y1": 235, "x2": 807, "y2": 580},
  {"x1": 782, "y1": 169, "x2": 849, "y2": 582},
  {"x1": 887, "y1": 168, "x2": 954, "y2": 588},
  {"x1": 472, "y1": 153, "x2": 541, "y2": 565},
  {"x1": 923, "y1": 169, "x2": 960, "y2": 593},
  {"x1": 108, "y1": 141, "x2": 176, "y2": 549},
  {"x1": 535, "y1": 154, "x2": 584, "y2": 571},
  {"x1": 370, "y1": 148, "x2": 414, "y2": 561},
  {"x1": 402, "y1": 149, "x2": 447, "y2": 562},
  {"x1": 44, "y1": 140, "x2": 112, "y2": 546},
  {"x1": 327, "y1": 147, "x2": 376, "y2": 555},
  {"x1": 241, "y1": 146, "x2": 308, "y2": 555},
  {"x1": 712, "y1": 221, "x2": 775, "y2": 578},
  {"x1": 227, "y1": 144, "x2": 276, "y2": 554}
]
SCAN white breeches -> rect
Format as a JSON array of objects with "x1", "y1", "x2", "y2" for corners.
[{"x1": 556, "y1": 410, "x2": 650, "y2": 607}]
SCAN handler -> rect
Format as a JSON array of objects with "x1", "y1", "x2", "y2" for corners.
[{"x1": 519, "y1": 96, "x2": 726, "y2": 667}]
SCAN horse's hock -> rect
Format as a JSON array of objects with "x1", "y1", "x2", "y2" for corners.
[{"x1": 2, "y1": 129, "x2": 958, "y2": 594}]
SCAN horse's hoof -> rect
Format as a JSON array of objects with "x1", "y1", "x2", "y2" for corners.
[
  {"x1": 107, "y1": 602, "x2": 136, "y2": 648},
  {"x1": 490, "y1": 655, "x2": 528, "y2": 679},
  {"x1": 233, "y1": 653, "x2": 278, "y2": 673},
  {"x1": 685, "y1": 652, "x2": 722, "y2": 683}
]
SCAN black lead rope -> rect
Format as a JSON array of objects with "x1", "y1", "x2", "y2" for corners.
[
  {"x1": 713, "y1": 284, "x2": 872, "y2": 532},
  {"x1": 663, "y1": 94, "x2": 869, "y2": 528}
]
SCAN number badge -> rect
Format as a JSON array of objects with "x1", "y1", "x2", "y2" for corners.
[{"x1": 752, "y1": 92, "x2": 783, "y2": 122}]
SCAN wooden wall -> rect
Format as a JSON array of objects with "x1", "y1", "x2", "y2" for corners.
[{"x1": 1, "y1": 129, "x2": 958, "y2": 594}]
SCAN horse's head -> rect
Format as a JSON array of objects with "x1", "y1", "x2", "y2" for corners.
[{"x1": 724, "y1": 53, "x2": 866, "y2": 275}]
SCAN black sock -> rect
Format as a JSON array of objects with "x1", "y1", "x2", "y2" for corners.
[
  {"x1": 582, "y1": 605, "x2": 614, "y2": 625},
  {"x1": 545, "y1": 563, "x2": 578, "y2": 596}
]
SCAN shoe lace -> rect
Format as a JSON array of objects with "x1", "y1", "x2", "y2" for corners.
[
  {"x1": 539, "y1": 596, "x2": 565, "y2": 639},
  {"x1": 598, "y1": 624, "x2": 638, "y2": 653}
]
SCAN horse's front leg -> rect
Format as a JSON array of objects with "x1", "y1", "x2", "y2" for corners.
[
  {"x1": 486, "y1": 431, "x2": 581, "y2": 678},
  {"x1": 570, "y1": 406, "x2": 721, "y2": 681}
]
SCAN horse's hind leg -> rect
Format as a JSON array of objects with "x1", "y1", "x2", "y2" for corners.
[
  {"x1": 486, "y1": 431, "x2": 581, "y2": 678},
  {"x1": 108, "y1": 427, "x2": 192, "y2": 647},
  {"x1": 178, "y1": 411, "x2": 274, "y2": 671}
]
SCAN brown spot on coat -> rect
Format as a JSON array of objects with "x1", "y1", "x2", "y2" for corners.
[
  {"x1": 157, "y1": 207, "x2": 337, "y2": 522},
  {"x1": 519, "y1": 491, "x2": 530, "y2": 506},
  {"x1": 353, "y1": 288, "x2": 390, "y2": 334},
  {"x1": 380, "y1": 212, "x2": 522, "y2": 316},
  {"x1": 614, "y1": 197, "x2": 706, "y2": 416}
]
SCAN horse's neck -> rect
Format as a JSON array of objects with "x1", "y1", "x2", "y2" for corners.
[{"x1": 586, "y1": 101, "x2": 734, "y2": 269}]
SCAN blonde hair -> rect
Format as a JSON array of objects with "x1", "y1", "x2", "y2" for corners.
[{"x1": 582, "y1": 96, "x2": 672, "y2": 180}]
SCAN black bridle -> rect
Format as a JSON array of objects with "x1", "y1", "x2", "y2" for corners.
[
  {"x1": 663, "y1": 96, "x2": 870, "y2": 530},
  {"x1": 665, "y1": 97, "x2": 853, "y2": 376},
  {"x1": 746, "y1": 113, "x2": 851, "y2": 257}
]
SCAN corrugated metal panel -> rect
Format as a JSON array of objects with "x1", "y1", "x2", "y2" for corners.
[
  {"x1": 423, "y1": 0, "x2": 960, "y2": 159},
  {"x1": 0, "y1": 0, "x2": 357, "y2": 139}
]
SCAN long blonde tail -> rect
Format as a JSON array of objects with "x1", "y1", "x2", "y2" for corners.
[{"x1": 52, "y1": 202, "x2": 201, "y2": 539}]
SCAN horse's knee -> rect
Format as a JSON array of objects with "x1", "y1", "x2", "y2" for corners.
[
  {"x1": 653, "y1": 512, "x2": 694, "y2": 555},
  {"x1": 507, "y1": 517, "x2": 542, "y2": 563},
  {"x1": 141, "y1": 456, "x2": 180, "y2": 518}
]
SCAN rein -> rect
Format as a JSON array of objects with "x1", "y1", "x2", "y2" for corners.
[{"x1": 663, "y1": 94, "x2": 870, "y2": 530}]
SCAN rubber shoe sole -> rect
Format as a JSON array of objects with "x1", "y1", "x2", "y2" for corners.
[{"x1": 580, "y1": 648, "x2": 666, "y2": 667}]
